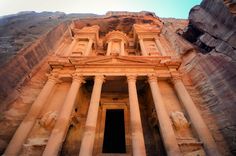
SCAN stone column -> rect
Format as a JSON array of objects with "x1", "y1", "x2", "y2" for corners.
[
  {"x1": 120, "y1": 40, "x2": 125, "y2": 56},
  {"x1": 155, "y1": 37, "x2": 167, "y2": 56},
  {"x1": 139, "y1": 38, "x2": 148, "y2": 56},
  {"x1": 127, "y1": 75, "x2": 146, "y2": 156},
  {"x1": 84, "y1": 38, "x2": 93, "y2": 56},
  {"x1": 43, "y1": 74, "x2": 84, "y2": 156},
  {"x1": 106, "y1": 41, "x2": 112, "y2": 56},
  {"x1": 148, "y1": 75, "x2": 181, "y2": 156},
  {"x1": 172, "y1": 75, "x2": 221, "y2": 156},
  {"x1": 79, "y1": 75, "x2": 105, "y2": 156},
  {"x1": 66, "y1": 38, "x2": 77, "y2": 56},
  {"x1": 4, "y1": 73, "x2": 58, "y2": 156}
]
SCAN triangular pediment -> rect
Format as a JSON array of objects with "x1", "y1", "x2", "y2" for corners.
[{"x1": 70, "y1": 56, "x2": 161, "y2": 65}]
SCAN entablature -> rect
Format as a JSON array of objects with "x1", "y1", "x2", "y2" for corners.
[{"x1": 48, "y1": 56, "x2": 181, "y2": 80}]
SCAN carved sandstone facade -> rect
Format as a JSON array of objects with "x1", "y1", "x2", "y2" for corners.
[{"x1": 0, "y1": 11, "x2": 230, "y2": 156}]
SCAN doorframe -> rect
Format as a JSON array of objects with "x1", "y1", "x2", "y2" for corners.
[{"x1": 94, "y1": 102, "x2": 131, "y2": 156}]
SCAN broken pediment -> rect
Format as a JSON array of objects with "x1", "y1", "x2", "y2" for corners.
[{"x1": 72, "y1": 25, "x2": 100, "y2": 43}]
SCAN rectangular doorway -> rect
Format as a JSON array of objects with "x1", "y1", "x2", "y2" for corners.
[{"x1": 102, "y1": 109, "x2": 126, "y2": 153}]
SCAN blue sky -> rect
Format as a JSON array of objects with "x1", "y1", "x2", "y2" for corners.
[{"x1": 0, "y1": 0, "x2": 202, "y2": 18}]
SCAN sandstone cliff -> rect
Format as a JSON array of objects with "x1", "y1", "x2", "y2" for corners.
[
  {"x1": 182, "y1": 0, "x2": 236, "y2": 155},
  {"x1": 0, "y1": 11, "x2": 99, "y2": 66},
  {"x1": 0, "y1": 11, "x2": 100, "y2": 102}
]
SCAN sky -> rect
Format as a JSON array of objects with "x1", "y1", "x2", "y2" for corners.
[{"x1": 0, "y1": 0, "x2": 202, "y2": 19}]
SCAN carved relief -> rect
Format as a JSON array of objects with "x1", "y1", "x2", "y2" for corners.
[
  {"x1": 70, "y1": 109, "x2": 80, "y2": 127},
  {"x1": 144, "y1": 40, "x2": 160, "y2": 56},
  {"x1": 104, "y1": 30, "x2": 128, "y2": 56},
  {"x1": 73, "y1": 40, "x2": 88, "y2": 56},
  {"x1": 21, "y1": 114, "x2": 56, "y2": 155},
  {"x1": 68, "y1": 25, "x2": 99, "y2": 56},
  {"x1": 111, "y1": 41, "x2": 121, "y2": 55},
  {"x1": 170, "y1": 111, "x2": 189, "y2": 130},
  {"x1": 39, "y1": 111, "x2": 58, "y2": 130}
]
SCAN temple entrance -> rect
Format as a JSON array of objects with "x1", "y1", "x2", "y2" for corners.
[
  {"x1": 96, "y1": 102, "x2": 131, "y2": 155},
  {"x1": 102, "y1": 109, "x2": 126, "y2": 153}
]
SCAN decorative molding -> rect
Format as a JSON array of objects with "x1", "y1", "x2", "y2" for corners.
[
  {"x1": 126, "y1": 75, "x2": 137, "y2": 82},
  {"x1": 94, "y1": 75, "x2": 105, "y2": 82},
  {"x1": 104, "y1": 30, "x2": 129, "y2": 45},
  {"x1": 147, "y1": 74, "x2": 158, "y2": 83},
  {"x1": 72, "y1": 73, "x2": 85, "y2": 83},
  {"x1": 170, "y1": 72, "x2": 182, "y2": 84}
]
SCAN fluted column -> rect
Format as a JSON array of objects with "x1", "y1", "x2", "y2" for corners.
[
  {"x1": 120, "y1": 40, "x2": 125, "y2": 56},
  {"x1": 127, "y1": 75, "x2": 146, "y2": 156},
  {"x1": 84, "y1": 38, "x2": 93, "y2": 56},
  {"x1": 106, "y1": 41, "x2": 112, "y2": 56},
  {"x1": 79, "y1": 75, "x2": 105, "y2": 156},
  {"x1": 155, "y1": 37, "x2": 167, "y2": 56},
  {"x1": 148, "y1": 75, "x2": 181, "y2": 156},
  {"x1": 139, "y1": 38, "x2": 148, "y2": 56},
  {"x1": 43, "y1": 74, "x2": 85, "y2": 156},
  {"x1": 4, "y1": 73, "x2": 58, "y2": 156},
  {"x1": 172, "y1": 75, "x2": 221, "y2": 156}
]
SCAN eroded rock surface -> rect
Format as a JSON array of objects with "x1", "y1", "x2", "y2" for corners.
[
  {"x1": 0, "y1": 11, "x2": 99, "y2": 66},
  {"x1": 182, "y1": 0, "x2": 236, "y2": 155}
]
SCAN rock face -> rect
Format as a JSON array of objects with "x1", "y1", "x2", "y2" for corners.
[
  {"x1": 0, "y1": 11, "x2": 99, "y2": 66},
  {"x1": 0, "y1": 11, "x2": 99, "y2": 102},
  {"x1": 182, "y1": 0, "x2": 236, "y2": 155},
  {"x1": 0, "y1": 22, "x2": 69, "y2": 103}
]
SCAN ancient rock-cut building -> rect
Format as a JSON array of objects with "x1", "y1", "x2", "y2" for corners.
[{"x1": 0, "y1": 3, "x2": 235, "y2": 155}]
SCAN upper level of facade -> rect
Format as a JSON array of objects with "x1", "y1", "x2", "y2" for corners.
[{"x1": 54, "y1": 17, "x2": 176, "y2": 58}]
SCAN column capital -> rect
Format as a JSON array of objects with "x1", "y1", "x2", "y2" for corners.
[
  {"x1": 47, "y1": 72, "x2": 59, "y2": 83},
  {"x1": 154, "y1": 37, "x2": 160, "y2": 40},
  {"x1": 107, "y1": 39, "x2": 113, "y2": 43},
  {"x1": 94, "y1": 75, "x2": 105, "y2": 82},
  {"x1": 138, "y1": 36, "x2": 144, "y2": 40},
  {"x1": 171, "y1": 72, "x2": 182, "y2": 84},
  {"x1": 147, "y1": 74, "x2": 158, "y2": 83},
  {"x1": 127, "y1": 75, "x2": 137, "y2": 82},
  {"x1": 87, "y1": 38, "x2": 94, "y2": 44},
  {"x1": 72, "y1": 73, "x2": 85, "y2": 83},
  {"x1": 88, "y1": 37, "x2": 94, "y2": 41}
]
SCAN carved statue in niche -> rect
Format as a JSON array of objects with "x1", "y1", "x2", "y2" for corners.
[
  {"x1": 111, "y1": 41, "x2": 121, "y2": 55},
  {"x1": 148, "y1": 107, "x2": 158, "y2": 127},
  {"x1": 144, "y1": 40, "x2": 160, "y2": 56},
  {"x1": 170, "y1": 111, "x2": 189, "y2": 130},
  {"x1": 20, "y1": 111, "x2": 58, "y2": 154},
  {"x1": 104, "y1": 30, "x2": 128, "y2": 56},
  {"x1": 70, "y1": 108, "x2": 80, "y2": 127},
  {"x1": 73, "y1": 40, "x2": 88, "y2": 55}
]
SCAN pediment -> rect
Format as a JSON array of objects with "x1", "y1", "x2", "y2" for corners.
[{"x1": 70, "y1": 56, "x2": 161, "y2": 65}]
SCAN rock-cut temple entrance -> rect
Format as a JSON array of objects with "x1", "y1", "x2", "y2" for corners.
[{"x1": 102, "y1": 109, "x2": 126, "y2": 153}]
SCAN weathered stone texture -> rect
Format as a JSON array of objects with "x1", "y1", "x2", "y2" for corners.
[
  {"x1": 0, "y1": 62, "x2": 49, "y2": 154},
  {"x1": 0, "y1": 11, "x2": 100, "y2": 65},
  {"x1": 181, "y1": 0, "x2": 236, "y2": 155},
  {"x1": 0, "y1": 22, "x2": 69, "y2": 102}
]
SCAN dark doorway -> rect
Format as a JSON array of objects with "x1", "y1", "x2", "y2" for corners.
[{"x1": 102, "y1": 109, "x2": 126, "y2": 153}]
